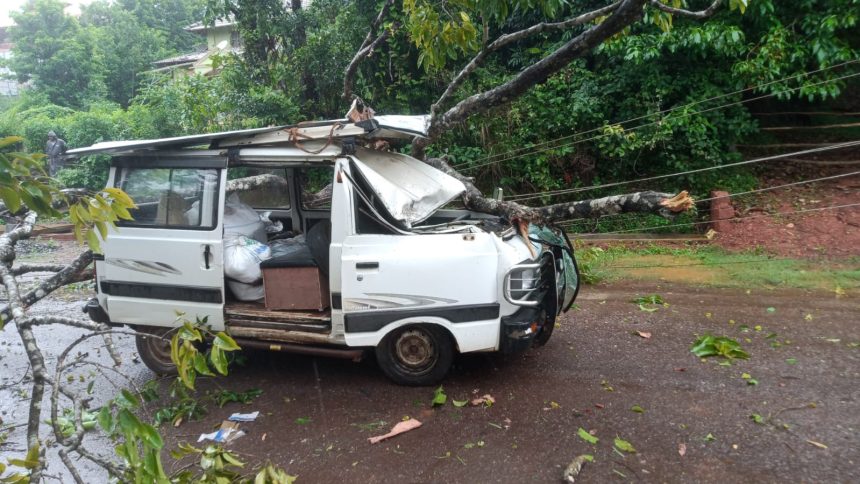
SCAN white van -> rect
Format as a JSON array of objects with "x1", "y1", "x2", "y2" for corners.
[{"x1": 69, "y1": 116, "x2": 579, "y2": 385}]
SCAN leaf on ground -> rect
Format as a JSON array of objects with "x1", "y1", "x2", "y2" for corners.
[
  {"x1": 470, "y1": 394, "x2": 495, "y2": 407},
  {"x1": 632, "y1": 294, "x2": 664, "y2": 305},
  {"x1": 600, "y1": 380, "x2": 614, "y2": 392},
  {"x1": 750, "y1": 414, "x2": 764, "y2": 424},
  {"x1": 804, "y1": 313, "x2": 813, "y2": 321},
  {"x1": 638, "y1": 304, "x2": 659, "y2": 313},
  {"x1": 690, "y1": 334, "x2": 749, "y2": 359},
  {"x1": 613, "y1": 436, "x2": 636, "y2": 453},
  {"x1": 577, "y1": 427, "x2": 598, "y2": 444},
  {"x1": 630, "y1": 405, "x2": 645, "y2": 413},
  {"x1": 432, "y1": 386, "x2": 447, "y2": 407},
  {"x1": 766, "y1": 307, "x2": 776, "y2": 313},
  {"x1": 634, "y1": 331, "x2": 652, "y2": 339},
  {"x1": 704, "y1": 433, "x2": 716, "y2": 442},
  {"x1": 452, "y1": 399, "x2": 469, "y2": 408},
  {"x1": 807, "y1": 440, "x2": 828, "y2": 449},
  {"x1": 786, "y1": 358, "x2": 797, "y2": 365},
  {"x1": 678, "y1": 443, "x2": 686, "y2": 456},
  {"x1": 295, "y1": 417, "x2": 312, "y2": 425}
]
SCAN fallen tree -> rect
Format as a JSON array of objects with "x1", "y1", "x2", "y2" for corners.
[{"x1": 339, "y1": 0, "x2": 734, "y2": 224}]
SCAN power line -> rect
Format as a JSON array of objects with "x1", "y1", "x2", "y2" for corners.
[
  {"x1": 452, "y1": 61, "x2": 860, "y2": 171},
  {"x1": 596, "y1": 256, "x2": 814, "y2": 270},
  {"x1": 556, "y1": 168, "x2": 860, "y2": 228},
  {"x1": 594, "y1": 201, "x2": 860, "y2": 235},
  {"x1": 457, "y1": 70, "x2": 860, "y2": 173},
  {"x1": 514, "y1": 139, "x2": 860, "y2": 203}
]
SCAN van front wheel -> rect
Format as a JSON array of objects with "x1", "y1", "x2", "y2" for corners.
[
  {"x1": 376, "y1": 325, "x2": 454, "y2": 386},
  {"x1": 135, "y1": 328, "x2": 178, "y2": 375}
]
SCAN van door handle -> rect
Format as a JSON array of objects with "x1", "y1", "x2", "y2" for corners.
[
  {"x1": 203, "y1": 245, "x2": 211, "y2": 269},
  {"x1": 356, "y1": 262, "x2": 379, "y2": 270}
]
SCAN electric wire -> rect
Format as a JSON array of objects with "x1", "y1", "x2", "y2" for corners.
[
  {"x1": 594, "y1": 256, "x2": 831, "y2": 270},
  {"x1": 595, "y1": 201, "x2": 860, "y2": 235},
  {"x1": 453, "y1": 70, "x2": 860, "y2": 173},
  {"x1": 451, "y1": 59, "x2": 859, "y2": 170},
  {"x1": 515, "y1": 139, "x2": 860, "y2": 204},
  {"x1": 556, "y1": 168, "x2": 860, "y2": 228}
]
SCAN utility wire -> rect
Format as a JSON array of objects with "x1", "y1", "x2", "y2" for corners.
[
  {"x1": 459, "y1": 70, "x2": 860, "y2": 174},
  {"x1": 595, "y1": 256, "x2": 826, "y2": 270},
  {"x1": 515, "y1": 139, "x2": 860, "y2": 203},
  {"x1": 593, "y1": 201, "x2": 860, "y2": 235},
  {"x1": 557, "y1": 168, "x2": 860, "y2": 228},
  {"x1": 452, "y1": 61, "x2": 860, "y2": 171}
]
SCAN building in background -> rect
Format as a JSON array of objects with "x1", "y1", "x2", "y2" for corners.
[
  {"x1": 0, "y1": 26, "x2": 21, "y2": 96},
  {"x1": 151, "y1": 17, "x2": 242, "y2": 78}
]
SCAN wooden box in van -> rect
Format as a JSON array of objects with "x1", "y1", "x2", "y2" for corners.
[{"x1": 262, "y1": 266, "x2": 330, "y2": 311}]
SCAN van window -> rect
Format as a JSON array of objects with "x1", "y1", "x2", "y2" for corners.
[
  {"x1": 116, "y1": 167, "x2": 220, "y2": 229},
  {"x1": 227, "y1": 167, "x2": 291, "y2": 209},
  {"x1": 300, "y1": 167, "x2": 333, "y2": 210}
]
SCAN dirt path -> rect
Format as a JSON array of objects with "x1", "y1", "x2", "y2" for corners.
[{"x1": 149, "y1": 282, "x2": 859, "y2": 483}]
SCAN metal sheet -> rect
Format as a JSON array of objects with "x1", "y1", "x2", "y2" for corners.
[
  {"x1": 67, "y1": 115, "x2": 432, "y2": 158},
  {"x1": 350, "y1": 147, "x2": 465, "y2": 227},
  {"x1": 65, "y1": 126, "x2": 284, "y2": 158}
]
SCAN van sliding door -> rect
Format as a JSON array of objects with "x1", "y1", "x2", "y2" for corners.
[{"x1": 98, "y1": 155, "x2": 227, "y2": 330}]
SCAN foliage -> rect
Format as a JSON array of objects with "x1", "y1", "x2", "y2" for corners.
[
  {"x1": 691, "y1": 334, "x2": 750, "y2": 359},
  {"x1": 0, "y1": 136, "x2": 135, "y2": 260},
  {"x1": 170, "y1": 318, "x2": 241, "y2": 390},
  {"x1": 214, "y1": 388, "x2": 263, "y2": 407}
]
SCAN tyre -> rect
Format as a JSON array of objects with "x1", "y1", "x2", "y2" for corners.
[
  {"x1": 135, "y1": 327, "x2": 178, "y2": 375},
  {"x1": 375, "y1": 324, "x2": 454, "y2": 386}
]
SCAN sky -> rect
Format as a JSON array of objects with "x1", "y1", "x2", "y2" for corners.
[{"x1": 0, "y1": 0, "x2": 93, "y2": 27}]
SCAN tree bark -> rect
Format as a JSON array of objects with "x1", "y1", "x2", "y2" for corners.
[{"x1": 424, "y1": 157, "x2": 692, "y2": 225}]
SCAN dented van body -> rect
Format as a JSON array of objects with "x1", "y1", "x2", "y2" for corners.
[{"x1": 69, "y1": 116, "x2": 579, "y2": 385}]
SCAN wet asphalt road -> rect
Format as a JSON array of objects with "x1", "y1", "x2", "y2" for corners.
[{"x1": 1, "y1": 281, "x2": 859, "y2": 482}]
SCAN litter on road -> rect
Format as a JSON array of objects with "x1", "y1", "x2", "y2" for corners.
[
  {"x1": 228, "y1": 411, "x2": 260, "y2": 422},
  {"x1": 368, "y1": 418, "x2": 422, "y2": 444}
]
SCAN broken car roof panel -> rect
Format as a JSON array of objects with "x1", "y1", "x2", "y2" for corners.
[
  {"x1": 66, "y1": 115, "x2": 430, "y2": 158},
  {"x1": 349, "y1": 147, "x2": 465, "y2": 227}
]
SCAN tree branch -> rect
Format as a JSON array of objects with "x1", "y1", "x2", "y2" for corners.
[
  {"x1": 1, "y1": 250, "x2": 94, "y2": 325},
  {"x1": 342, "y1": 0, "x2": 397, "y2": 100},
  {"x1": 424, "y1": 157, "x2": 692, "y2": 225},
  {"x1": 649, "y1": 0, "x2": 724, "y2": 19},
  {"x1": 426, "y1": 0, "x2": 649, "y2": 143},
  {"x1": 432, "y1": 1, "x2": 622, "y2": 118}
]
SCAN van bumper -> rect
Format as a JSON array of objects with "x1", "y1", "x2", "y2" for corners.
[
  {"x1": 499, "y1": 306, "x2": 542, "y2": 354},
  {"x1": 82, "y1": 298, "x2": 111, "y2": 324}
]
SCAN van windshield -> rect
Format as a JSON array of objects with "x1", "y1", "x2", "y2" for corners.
[{"x1": 115, "y1": 167, "x2": 220, "y2": 230}]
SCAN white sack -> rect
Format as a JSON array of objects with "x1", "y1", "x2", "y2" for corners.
[
  {"x1": 224, "y1": 193, "x2": 266, "y2": 242},
  {"x1": 227, "y1": 280, "x2": 265, "y2": 302},
  {"x1": 224, "y1": 235, "x2": 271, "y2": 283}
]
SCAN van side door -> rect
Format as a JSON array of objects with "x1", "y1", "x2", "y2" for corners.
[{"x1": 97, "y1": 154, "x2": 227, "y2": 330}]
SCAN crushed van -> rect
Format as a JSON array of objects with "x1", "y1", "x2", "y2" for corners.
[{"x1": 68, "y1": 113, "x2": 579, "y2": 385}]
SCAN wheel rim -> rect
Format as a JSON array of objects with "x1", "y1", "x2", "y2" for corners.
[
  {"x1": 393, "y1": 328, "x2": 437, "y2": 374},
  {"x1": 142, "y1": 332, "x2": 173, "y2": 365}
]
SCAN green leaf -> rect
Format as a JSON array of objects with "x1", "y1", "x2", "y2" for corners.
[
  {"x1": 704, "y1": 433, "x2": 716, "y2": 442},
  {"x1": 431, "y1": 386, "x2": 447, "y2": 407},
  {"x1": 139, "y1": 423, "x2": 164, "y2": 449},
  {"x1": 0, "y1": 186, "x2": 21, "y2": 213},
  {"x1": 614, "y1": 436, "x2": 636, "y2": 453},
  {"x1": 750, "y1": 414, "x2": 764, "y2": 424},
  {"x1": 120, "y1": 389, "x2": 140, "y2": 407},
  {"x1": 213, "y1": 332, "x2": 241, "y2": 351},
  {"x1": 452, "y1": 399, "x2": 469, "y2": 408},
  {"x1": 86, "y1": 229, "x2": 102, "y2": 254},
  {"x1": 210, "y1": 347, "x2": 229, "y2": 375},
  {"x1": 577, "y1": 427, "x2": 598, "y2": 444},
  {"x1": 295, "y1": 417, "x2": 312, "y2": 425},
  {"x1": 630, "y1": 405, "x2": 645, "y2": 413}
]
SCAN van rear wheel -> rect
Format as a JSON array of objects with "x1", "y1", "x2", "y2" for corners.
[
  {"x1": 376, "y1": 325, "x2": 454, "y2": 386},
  {"x1": 135, "y1": 328, "x2": 177, "y2": 375}
]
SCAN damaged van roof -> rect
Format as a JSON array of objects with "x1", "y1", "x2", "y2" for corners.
[{"x1": 66, "y1": 115, "x2": 430, "y2": 158}]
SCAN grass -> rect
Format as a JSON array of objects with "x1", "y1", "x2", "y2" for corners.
[{"x1": 576, "y1": 243, "x2": 860, "y2": 291}]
